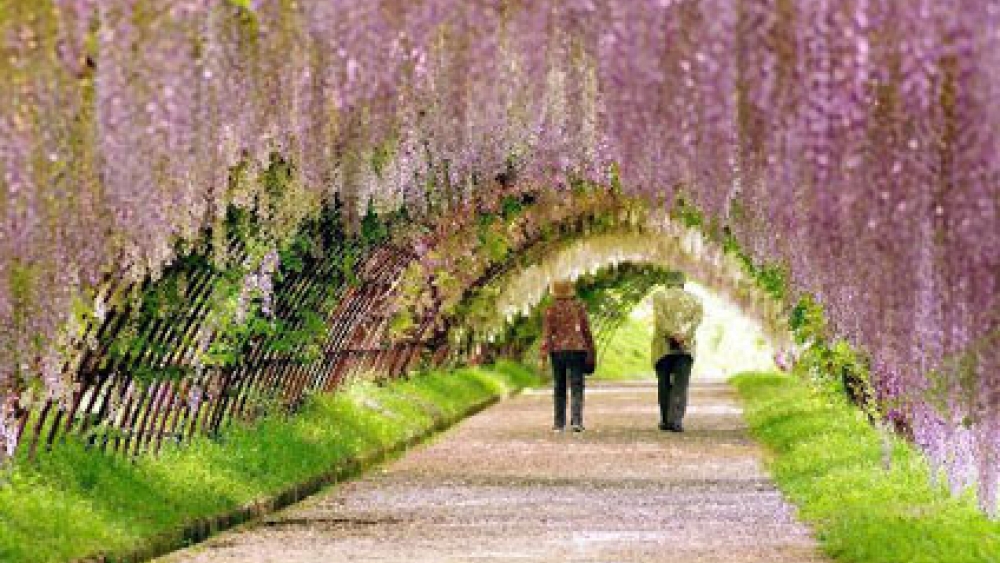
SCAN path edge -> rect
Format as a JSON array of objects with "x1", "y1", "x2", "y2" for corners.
[{"x1": 69, "y1": 380, "x2": 528, "y2": 563}]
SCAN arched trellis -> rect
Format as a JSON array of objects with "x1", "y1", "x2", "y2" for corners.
[
  {"x1": 6, "y1": 184, "x2": 788, "y2": 464},
  {"x1": 7, "y1": 185, "x2": 670, "y2": 462},
  {"x1": 452, "y1": 212, "x2": 787, "y2": 359},
  {"x1": 468, "y1": 262, "x2": 685, "y2": 367}
]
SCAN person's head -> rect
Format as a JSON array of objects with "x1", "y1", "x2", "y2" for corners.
[{"x1": 551, "y1": 279, "x2": 575, "y2": 299}]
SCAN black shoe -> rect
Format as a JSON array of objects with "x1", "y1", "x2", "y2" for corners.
[
  {"x1": 669, "y1": 423, "x2": 684, "y2": 433},
  {"x1": 658, "y1": 422, "x2": 671, "y2": 432},
  {"x1": 571, "y1": 424, "x2": 585, "y2": 433}
]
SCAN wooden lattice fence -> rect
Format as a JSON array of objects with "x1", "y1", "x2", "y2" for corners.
[{"x1": 5, "y1": 185, "x2": 634, "y2": 463}]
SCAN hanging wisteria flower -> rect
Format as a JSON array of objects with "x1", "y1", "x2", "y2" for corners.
[{"x1": 187, "y1": 385, "x2": 203, "y2": 412}]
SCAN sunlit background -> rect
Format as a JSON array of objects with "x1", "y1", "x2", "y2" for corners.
[{"x1": 598, "y1": 283, "x2": 775, "y2": 382}]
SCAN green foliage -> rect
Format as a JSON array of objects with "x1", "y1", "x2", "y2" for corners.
[
  {"x1": 339, "y1": 246, "x2": 360, "y2": 287},
  {"x1": 511, "y1": 311, "x2": 544, "y2": 343},
  {"x1": 0, "y1": 363, "x2": 540, "y2": 563},
  {"x1": 752, "y1": 262, "x2": 788, "y2": 301},
  {"x1": 360, "y1": 200, "x2": 389, "y2": 247},
  {"x1": 670, "y1": 195, "x2": 704, "y2": 228},
  {"x1": 388, "y1": 309, "x2": 416, "y2": 336},
  {"x1": 784, "y1": 293, "x2": 876, "y2": 409},
  {"x1": 278, "y1": 231, "x2": 314, "y2": 275},
  {"x1": 499, "y1": 194, "x2": 525, "y2": 219},
  {"x1": 129, "y1": 365, "x2": 194, "y2": 386},
  {"x1": 731, "y1": 372, "x2": 1000, "y2": 563},
  {"x1": 591, "y1": 313, "x2": 654, "y2": 380},
  {"x1": 721, "y1": 225, "x2": 742, "y2": 255},
  {"x1": 789, "y1": 294, "x2": 827, "y2": 343},
  {"x1": 264, "y1": 311, "x2": 326, "y2": 362},
  {"x1": 478, "y1": 221, "x2": 511, "y2": 262},
  {"x1": 727, "y1": 243, "x2": 789, "y2": 302}
]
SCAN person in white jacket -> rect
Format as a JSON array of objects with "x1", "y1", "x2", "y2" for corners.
[{"x1": 650, "y1": 276, "x2": 704, "y2": 432}]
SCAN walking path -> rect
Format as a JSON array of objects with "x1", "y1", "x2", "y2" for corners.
[{"x1": 157, "y1": 380, "x2": 829, "y2": 563}]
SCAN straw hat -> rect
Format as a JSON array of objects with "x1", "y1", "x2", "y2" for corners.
[{"x1": 551, "y1": 279, "x2": 575, "y2": 299}]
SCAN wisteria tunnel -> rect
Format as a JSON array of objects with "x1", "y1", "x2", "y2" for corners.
[{"x1": 0, "y1": 1, "x2": 998, "y2": 561}]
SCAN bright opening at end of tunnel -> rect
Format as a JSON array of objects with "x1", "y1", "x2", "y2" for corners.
[{"x1": 606, "y1": 282, "x2": 776, "y2": 383}]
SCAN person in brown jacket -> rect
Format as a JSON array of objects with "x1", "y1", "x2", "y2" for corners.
[{"x1": 540, "y1": 279, "x2": 595, "y2": 432}]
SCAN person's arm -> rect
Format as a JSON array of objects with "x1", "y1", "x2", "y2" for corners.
[
  {"x1": 676, "y1": 295, "x2": 703, "y2": 349},
  {"x1": 656, "y1": 290, "x2": 678, "y2": 347},
  {"x1": 539, "y1": 306, "x2": 552, "y2": 361},
  {"x1": 650, "y1": 290, "x2": 668, "y2": 365},
  {"x1": 577, "y1": 301, "x2": 595, "y2": 355}
]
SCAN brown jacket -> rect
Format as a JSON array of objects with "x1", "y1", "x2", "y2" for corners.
[{"x1": 540, "y1": 297, "x2": 595, "y2": 354}]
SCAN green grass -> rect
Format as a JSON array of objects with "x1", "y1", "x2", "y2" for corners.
[
  {"x1": 731, "y1": 371, "x2": 1000, "y2": 563},
  {"x1": 0, "y1": 361, "x2": 539, "y2": 563},
  {"x1": 593, "y1": 313, "x2": 655, "y2": 380}
]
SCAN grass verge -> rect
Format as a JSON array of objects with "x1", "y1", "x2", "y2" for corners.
[
  {"x1": 0, "y1": 361, "x2": 539, "y2": 563},
  {"x1": 731, "y1": 371, "x2": 1000, "y2": 563}
]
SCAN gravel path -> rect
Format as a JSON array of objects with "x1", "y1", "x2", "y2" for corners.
[{"x1": 157, "y1": 380, "x2": 830, "y2": 563}]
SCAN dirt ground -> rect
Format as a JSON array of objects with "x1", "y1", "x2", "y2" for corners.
[{"x1": 156, "y1": 380, "x2": 830, "y2": 563}]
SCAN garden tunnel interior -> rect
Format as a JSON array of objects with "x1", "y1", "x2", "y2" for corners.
[
  {"x1": 479, "y1": 230, "x2": 779, "y2": 382},
  {"x1": 5, "y1": 188, "x2": 779, "y2": 464},
  {"x1": 0, "y1": 0, "x2": 997, "y2": 515}
]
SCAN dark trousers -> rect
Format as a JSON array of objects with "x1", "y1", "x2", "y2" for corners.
[
  {"x1": 656, "y1": 353, "x2": 694, "y2": 427},
  {"x1": 550, "y1": 350, "x2": 586, "y2": 427}
]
